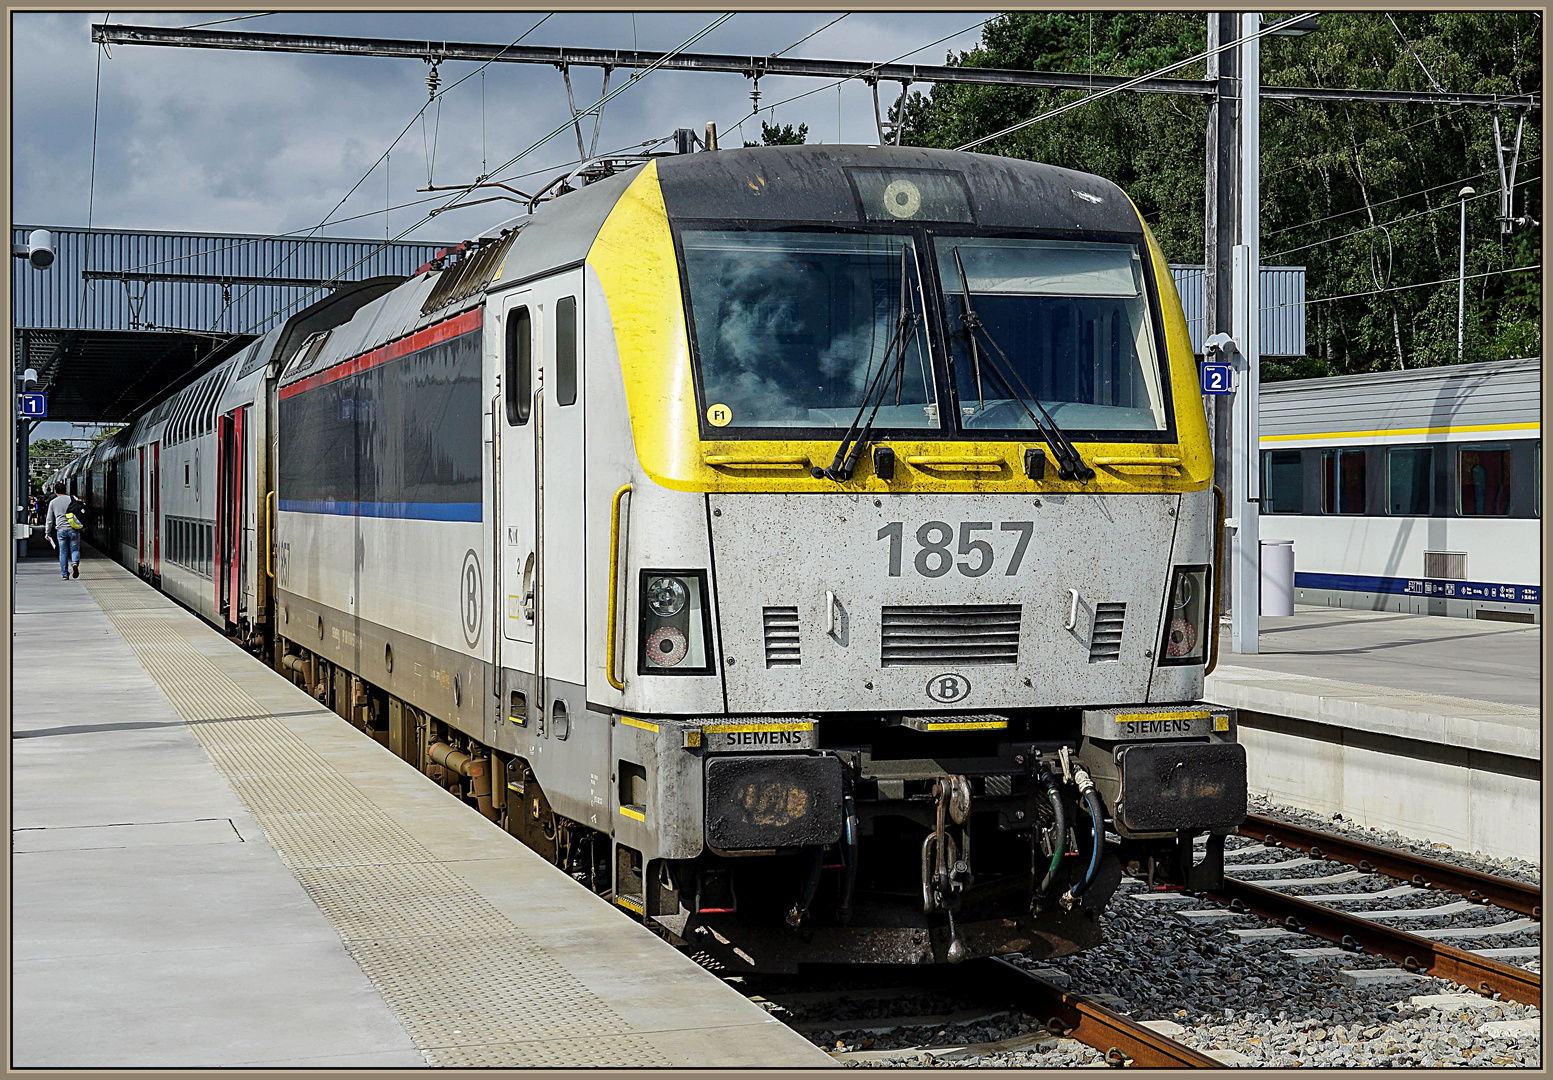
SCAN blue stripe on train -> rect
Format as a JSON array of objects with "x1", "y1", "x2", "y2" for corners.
[
  {"x1": 1295, "y1": 571, "x2": 1540, "y2": 606},
  {"x1": 278, "y1": 499, "x2": 482, "y2": 522}
]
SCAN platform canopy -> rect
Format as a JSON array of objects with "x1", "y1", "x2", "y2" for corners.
[{"x1": 12, "y1": 226, "x2": 454, "y2": 423}]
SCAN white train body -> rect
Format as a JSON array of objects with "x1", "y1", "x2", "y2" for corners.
[
  {"x1": 1259, "y1": 357, "x2": 1540, "y2": 623},
  {"x1": 58, "y1": 146, "x2": 1247, "y2": 969}
]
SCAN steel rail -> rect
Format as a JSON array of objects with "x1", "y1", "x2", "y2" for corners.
[
  {"x1": 965, "y1": 957, "x2": 1221, "y2": 1067},
  {"x1": 93, "y1": 24, "x2": 1541, "y2": 111},
  {"x1": 1241, "y1": 814, "x2": 1542, "y2": 919},
  {"x1": 1211, "y1": 876, "x2": 1541, "y2": 1007}
]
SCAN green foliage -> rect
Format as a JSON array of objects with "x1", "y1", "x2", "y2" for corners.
[
  {"x1": 744, "y1": 121, "x2": 810, "y2": 147},
  {"x1": 27, "y1": 438, "x2": 76, "y2": 481},
  {"x1": 900, "y1": 12, "x2": 1541, "y2": 379}
]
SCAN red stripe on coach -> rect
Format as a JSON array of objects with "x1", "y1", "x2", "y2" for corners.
[{"x1": 279, "y1": 306, "x2": 483, "y2": 400}]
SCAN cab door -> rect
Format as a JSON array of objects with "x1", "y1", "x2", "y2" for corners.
[
  {"x1": 493, "y1": 291, "x2": 539, "y2": 720},
  {"x1": 538, "y1": 275, "x2": 586, "y2": 698}
]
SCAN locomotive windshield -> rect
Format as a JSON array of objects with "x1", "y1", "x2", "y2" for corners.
[
  {"x1": 936, "y1": 237, "x2": 1168, "y2": 433},
  {"x1": 680, "y1": 230, "x2": 939, "y2": 429}
]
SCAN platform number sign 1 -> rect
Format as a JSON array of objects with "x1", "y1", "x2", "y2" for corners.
[
  {"x1": 16, "y1": 392, "x2": 46, "y2": 418},
  {"x1": 1200, "y1": 362, "x2": 1233, "y2": 395}
]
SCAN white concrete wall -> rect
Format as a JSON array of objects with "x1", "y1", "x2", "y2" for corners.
[{"x1": 1239, "y1": 719, "x2": 1540, "y2": 863}]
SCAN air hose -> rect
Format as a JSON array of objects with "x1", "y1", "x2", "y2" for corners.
[
  {"x1": 1069, "y1": 765, "x2": 1106, "y2": 900},
  {"x1": 1035, "y1": 769, "x2": 1067, "y2": 898}
]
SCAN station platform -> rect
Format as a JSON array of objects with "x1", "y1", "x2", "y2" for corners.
[
  {"x1": 11, "y1": 550, "x2": 834, "y2": 1069},
  {"x1": 1206, "y1": 607, "x2": 1540, "y2": 863}
]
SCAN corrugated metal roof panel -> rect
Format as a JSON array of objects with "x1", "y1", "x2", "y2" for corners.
[
  {"x1": 13, "y1": 226, "x2": 453, "y2": 336},
  {"x1": 1260, "y1": 357, "x2": 1540, "y2": 436},
  {"x1": 1170, "y1": 264, "x2": 1306, "y2": 357}
]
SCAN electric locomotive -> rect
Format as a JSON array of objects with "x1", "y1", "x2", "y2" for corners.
[{"x1": 59, "y1": 144, "x2": 1246, "y2": 971}]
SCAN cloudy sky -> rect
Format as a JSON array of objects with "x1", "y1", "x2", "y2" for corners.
[{"x1": 13, "y1": 11, "x2": 995, "y2": 241}]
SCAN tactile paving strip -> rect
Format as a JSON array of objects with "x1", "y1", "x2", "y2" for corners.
[{"x1": 82, "y1": 567, "x2": 663, "y2": 1068}]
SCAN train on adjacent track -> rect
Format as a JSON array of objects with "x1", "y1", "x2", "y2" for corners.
[
  {"x1": 55, "y1": 144, "x2": 1246, "y2": 971},
  {"x1": 1258, "y1": 356, "x2": 1541, "y2": 624}
]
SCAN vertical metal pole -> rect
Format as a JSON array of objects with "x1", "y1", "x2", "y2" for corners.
[
  {"x1": 1458, "y1": 194, "x2": 1468, "y2": 362},
  {"x1": 1230, "y1": 11, "x2": 1261, "y2": 655},
  {"x1": 1204, "y1": 12, "x2": 1240, "y2": 620}
]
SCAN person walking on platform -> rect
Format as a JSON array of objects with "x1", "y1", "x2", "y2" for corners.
[{"x1": 44, "y1": 482, "x2": 81, "y2": 580}]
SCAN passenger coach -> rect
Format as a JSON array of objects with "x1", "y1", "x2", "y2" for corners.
[
  {"x1": 1260, "y1": 357, "x2": 1540, "y2": 624},
  {"x1": 57, "y1": 144, "x2": 1247, "y2": 970}
]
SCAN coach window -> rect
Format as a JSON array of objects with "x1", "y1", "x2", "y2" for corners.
[
  {"x1": 555, "y1": 296, "x2": 578, "y2": 406},
  {"x1": 1386, "y1": 446, "x2": 1434, "y2": 515},
  {"x1": 505, "y1": 307, "x2": 532, "y2": 425},
  {"x1": 1261, "y1": 450, "x2": 1303, "y2": 513},
  {"x1": 1458, "y1": 444, "x2": 1512, "y2": 516},
  {"x1": 1321, "y1": 448, "x2": 1366, "y2": 514}
]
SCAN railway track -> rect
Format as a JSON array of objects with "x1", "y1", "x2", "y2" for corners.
[
  {"x1": 1202, "y1": 822, "x2": 1541, "y2": 1007},
  {"x1": 1239, "y1": 814, "x2": 1541, "y2": 918},
  {"x1": 737, "y1": 960, "x2": 1223, "y2": 1067},
  {"x1": 736, "y1": 824, "x2": 1541, "y2": 1067}
]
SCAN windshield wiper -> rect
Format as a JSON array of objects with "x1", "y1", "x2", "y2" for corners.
[
  {"x1": 815, "y1": 245, "x2": 918, "y2": 482},
  {"x1": 951, "y1": 247, "x2": 1096, "y2": 483}
]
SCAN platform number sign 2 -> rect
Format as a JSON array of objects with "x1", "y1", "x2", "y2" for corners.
[
  {"x1": 1200, "y1": 362, "x2": 1234, "y2": 395},
  {"x1": 460, "y1": 549, "x2": 483, "y2": 647}
]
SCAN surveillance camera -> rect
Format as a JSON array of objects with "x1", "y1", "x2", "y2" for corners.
[
  {"x1": 22, "y1": 368, "x2": 38, "y2": 387},
  {"x1": 27, "y1": 230, "x2": 53, "y2": 270},
  {"x1": 1203, "y1": 332, "x2": 1237, "y2": 360},
  {"x1": 13, "y1": 229, "x2": 54, "y2": 270}
]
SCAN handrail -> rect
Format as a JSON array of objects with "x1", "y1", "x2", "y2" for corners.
[
  {"x1": 606, "y1": 483, "x2": 632, "y2": 691},
  {"x1": 1091, "y1": 455, "x2": 1182, "y2": 468},
  {"x1": 702, "y1": 454, "x2": 811, "y2": 469},
  {"x1": 904, "y1": 454, "x2": 1003, "y2": 471},
  {"x1": 265, "y1": 490, "x2": 276, "y2": 580},
  {"x1": 1205, "y1": 485, "x2": 1225, "y2": 676}
]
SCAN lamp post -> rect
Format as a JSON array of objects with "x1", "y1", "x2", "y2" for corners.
[{"x1": 1458, "y1": 186, "x2": 1475, "y2": 362}]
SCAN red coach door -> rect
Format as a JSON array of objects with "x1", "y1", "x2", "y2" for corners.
[
  {"x1": 216, "y1": 409, "x2": 244, "y2": 624},
  {"x1": 150, "y1": 442, "x2": 161, "y2": 579}
]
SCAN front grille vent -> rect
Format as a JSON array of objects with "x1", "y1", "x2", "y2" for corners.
[
  {"x1": 1424, "y1": 550, "x2": 1467, "y2": 580},
  {"x1": 762, "y1": 607, "x2": 801, "y2": 667},
  {"x1": 1088, "y1": 602, "x2": 1126, "y2": 663},
  {"x1": 880, "y1": 604, "x2": 1021, "y2": 666}
]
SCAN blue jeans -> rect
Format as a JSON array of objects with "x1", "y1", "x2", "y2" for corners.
[{"x1": 57, "y1": 528, "x2": 79, "y2": 577}]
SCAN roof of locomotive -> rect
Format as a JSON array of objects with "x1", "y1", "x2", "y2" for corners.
[
  {"x1": 280, "y1": 146, "x2": 1145, "y2": 388},
  {"x1": 653, "y1": 144, "x2": 1142, "y2": 235}
]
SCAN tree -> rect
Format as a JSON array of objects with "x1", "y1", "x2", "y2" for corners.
[
  {"x1": 902, "y1": 12, "x2": 1541, "y2": 378},
  {"x1": 27, "y1": 439, "x2": 77, "y2": 484},
  {"x1": 744, "y1": 121, "x2": 809, "y2": 147}
]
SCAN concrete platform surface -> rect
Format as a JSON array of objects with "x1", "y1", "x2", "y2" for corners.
[
  {"x1": 1221, "y1": 606, "x2": 1539, "y2": 708},
  {"x1": 11, "y1": 552, "x2": 833, "y2": 1069}
]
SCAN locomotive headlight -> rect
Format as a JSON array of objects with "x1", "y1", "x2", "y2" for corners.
[
  {"x1": 646, "y1": 575, "x2": 688, "y2": 618},
  {"x1": 639, "y1": 571, "x2": 713, "y2": 674},
  {"x1": 1159, "y1": 565, "x2": 1210, "y2": 665}
]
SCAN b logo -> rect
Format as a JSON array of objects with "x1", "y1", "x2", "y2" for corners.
[
  {"x1": 926, "y1": 672, "x2": 971, "y2": 704},
  {"x1": 460, "y1": 549, "x2": 482, "y2": 647}
]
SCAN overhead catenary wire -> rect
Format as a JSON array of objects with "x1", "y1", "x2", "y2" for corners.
[
  {"x1": 772, "y1": 13, "x2": 848, "y2": 58},
  {"x1": 1264, "y1": 158, "x2": 1538, "y2": 237},
  {"x1": 203, "y1": 12, "x2": 555, "y2": 332},
  {"x1": 179, "y1": 11, "x2": 276, "y2": 30},
  {"x1": 237, "y1": 14, "x2": 736, "y2": 336},
  {"x1": 1265, "y1": 170, "x2": 1540, "y2": 261},
  {"x1": 1292, "y1": 263, "x2": 1538, "y2": 308},
  {"x1": 717, "y1": 17, "x2": 989, "y2": 143},
  {"x1": 955, "y1": 12, "x2": 1320, "y2": 152}
]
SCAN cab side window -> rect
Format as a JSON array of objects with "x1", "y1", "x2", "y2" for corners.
[
  {"x1": 505, "y1": 307, "x2": 532, "y2": 426},
  {"x1": 555, "y1": 295, "x2": 578, "y2": 407}
]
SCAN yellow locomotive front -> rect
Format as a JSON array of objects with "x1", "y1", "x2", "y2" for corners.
[{"x1": 585, "y1": 146, "x2": 1244, "y2": 969}]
